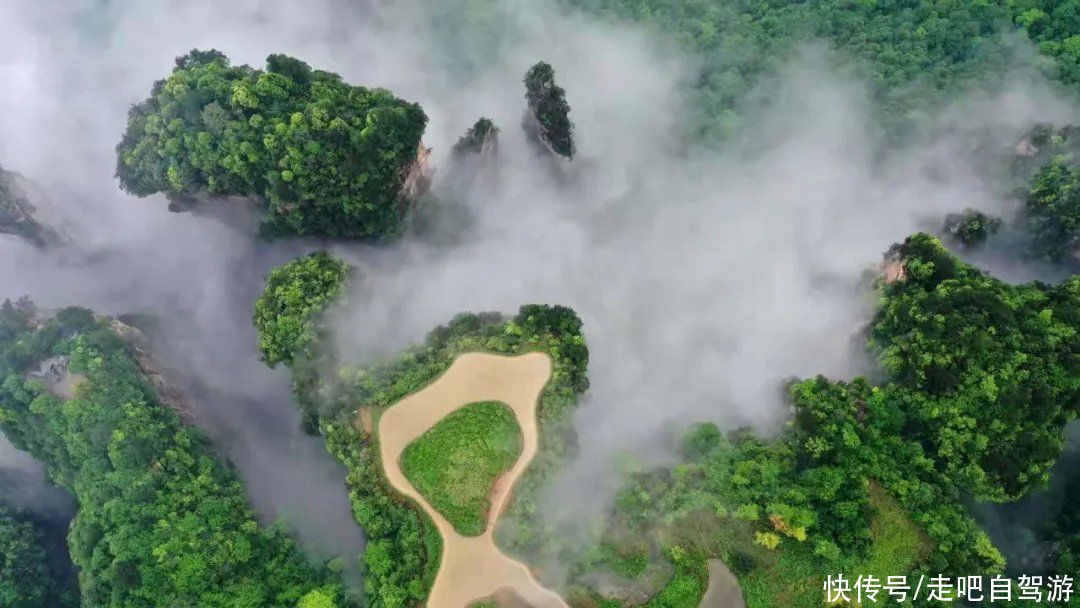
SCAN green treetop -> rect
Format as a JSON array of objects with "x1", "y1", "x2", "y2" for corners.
[
  {"x1": 452, "y1": 117, "x2": 499, "y2": 156},
  {"x1": 871, "y1": 233, "x2": 1080, "y2": 500},
  {"x1": 116, "y1": 50, "x2": 428, "y2": 239},
  {"x1": 941, "y1": 208, "x2": 1002, "y2": 248},
  {"x1": 253, "y1": 251, "x2": 351, "y2": 367},
  {"x1": 524, "y1": 62, "x2": 575, "y2": 159},
  {"x1": 1026, "y1": 158, "x2": 1080, "y2": 265}
]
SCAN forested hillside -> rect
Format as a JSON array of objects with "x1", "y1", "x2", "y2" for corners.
[
  {"x1": 4, "y1": 0, "x2": 1080, "y2": 607},
  {"x1": 564, "y1": 0, "x2": 1080, "y2": 140},
  {"x1": 0, "y1": 300, "x2": 349, "y2": 608},
  {"x1": 253, "y1": 254, "x2": 589, "y2": 608},
  {"x1": 554, "y1": 234, "x2": 1078, "y2": 608}
]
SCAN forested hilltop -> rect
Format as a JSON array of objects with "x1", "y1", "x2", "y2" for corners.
[
  {"x1": 253, "y1": 252, "x2": 590, "y2": 608},
  {"x1": 0, "y1": 301, "x2": 350, "y2": 608},
  {"x1": 117, "y1": 50, "x2": 428, "y2": 239}
]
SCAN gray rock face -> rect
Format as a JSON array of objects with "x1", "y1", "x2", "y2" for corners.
[{"x1": 0, "y1": 167, "x2": 68, "y2": 248}]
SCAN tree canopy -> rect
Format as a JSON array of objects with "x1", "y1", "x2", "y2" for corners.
[
  {"x1": 524, "y1": 62, "x2": 575, "y2": 158},
  {"x1": 0, "y1": 301, "x2": 347, "y2": 608},
  {"x1": 0, "y1": 505, "x2": 78, "y2": 608},
  {"x1": 253, "y1": 251, "x2": 351, "y2": 367},
  {"x1": 941, "y1": 208, "x2": 1003, "y2": 248},
  {"x1": 116, "y1": 49, "x2": 428, "y2": 239},
  {"x1": 870, "y1": 233, "x2": 1080, "y2": 500},
  {"x1": 452, "y1": 117, "x2": 499, "y2": 157},
  {"x1": 1027, "y1": 158, "x2": 1080, "y2": 264}
]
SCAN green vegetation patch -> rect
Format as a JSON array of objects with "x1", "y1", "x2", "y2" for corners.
[
  {"x1": 0, "y1": 300, "x2": 348, "y2": 608},
  {"x1": 0, "y1": 505, "x2": 77, "y2": 608},
  {"x1": 273, "y1": 300, "x2": 588, "y2": 608},
  {"x1": 847, "y1": 483, "x2": 932, "y2": 584},
  {"x1": 253, "y1": 251, "x2": 350, "y2": 367},
  {"x1": 401, "y1": 401, "x2": 523, "y2": 536}
]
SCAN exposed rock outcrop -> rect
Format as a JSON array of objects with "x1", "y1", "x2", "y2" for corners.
[
  {"x1": 25, "y1": 356, "x2": 85, "y2": 400},
  {"x1": 109, "y1": 319, "x2": 196, "y2": 424},
  {"x1": 0, "y1": 166, "x2": 69, "y2": 248},
  {"x1": 882, "y1": 246, "x2": 907, "y2": 285},
  {"x1": 399, "y1": 141, "x2": 434, "y2": 204}
]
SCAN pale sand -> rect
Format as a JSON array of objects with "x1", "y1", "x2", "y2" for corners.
[
  {"x1": 376, "y1": 352, "x2": 567, "y2": 608},
  {"x1": 698, "y1": 560, "x2": 746, "y2": 608}
]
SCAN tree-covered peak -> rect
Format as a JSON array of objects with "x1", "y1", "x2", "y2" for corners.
[
  {"x1": 523, "y1": 61, "x2": 574, "y2": 159},
  {"x1": 116, "y1": 49, "x2": 428, "y2": 239},
  {"x1": 253, "y1": 251, "x2": 351, "y2": 367}
]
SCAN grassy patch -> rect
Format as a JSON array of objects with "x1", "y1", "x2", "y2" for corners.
[
  {"x1": 850, "y1": 482, "x2": 932, "y2": 581},
  {"x1": 737, "y1": 541, "x2": 821, "y2": 608},
  {"x1": 401, "y1": 401, "x2": 522, "y2": 536}
]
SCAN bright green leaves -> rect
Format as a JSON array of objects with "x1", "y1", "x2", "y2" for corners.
[
  {"x1": 400, "y1": 401, "x2": 523, "y2": 536},
  {"x1": 253, "y1": 251, "x2": 350, "y2": 367},
  {"x1": 0, "y1": 306, "x2": 348, "y2": 607}
]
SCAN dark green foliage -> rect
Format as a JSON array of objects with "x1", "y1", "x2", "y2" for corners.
[
  {"x1": 0, "y1": 505, "x2": 78, "y2": 608},
  {"x1": 116, "y1": 49, "x2": 427, "y2": 239},
  {"x1": 524, "y1": 62, "x2": 575, "y2": 158},
  {"x1": 1051, "y1": 477, "x2": 1080, "y2": 579},
  {"x1": 942, "y1": 208, "x2": 1003, "y2": 247},
  {"x1": 562, "y1": 0, "x2": 1079, "y2": 141},
  {"x1": 872, "y1": 233, "x2": 1080, "y2": 500},
  {"x1": 253, "y1": 251, "x2": 350, "y2": 367},
  {"x1": 1027, "y1": 158, "x2": 1080, "y2": 264},
  {"x1": 0, "y1": 301, "x2": 346, "y2": 608},
  {"x1": 453, "y1": 118, "x2": 499, "y2": 156}
]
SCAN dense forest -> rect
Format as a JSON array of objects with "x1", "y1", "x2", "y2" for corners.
[
  {"x1": 4, "y1": 0, "x2": 1080, "y2": 607},
  {"x1": 116, "y1": 50, "x2": 428, "y2": 239},
  {"x1": 562, "y1": 0, "x2": 1080, "y2": 141},
  {"x1": 0, "y1": 301, "x2": 349, "y2": 608},
  {"x1": 0, "y1": 503, "x2": 77, "y2": 608}
]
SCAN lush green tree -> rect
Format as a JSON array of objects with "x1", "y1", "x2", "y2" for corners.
[
  {"x1": 253, "y1": 251, "x2": 351, "y2": 367},
  {"x1": 0, "y1": 302, "x2": 349, "y2": 608},
  {"x1": 1027, "y1": 158, "x2": 1080, "y2": 264},
  {"x1": 452, "y1": 117, "x2": 499, "y2": 156},
  {"x1": 524, "y1": 62, "x2": 575, "y2": 158},
  {"x1": 0, "y1": 505, "x2": 77, "y2": 608},
  {"x1": 941, "y1": 208, "x2": 1003, "y2": 247},
  {"x1": 117, "y1": 49, "x2": 428, "y2": 239},
  {"x1": 1011, "y1": 0, "x2": 1080, "y2": 87},
  {"x1": 871, "y1": 233, "x2": 1080, "y2": 500}
]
